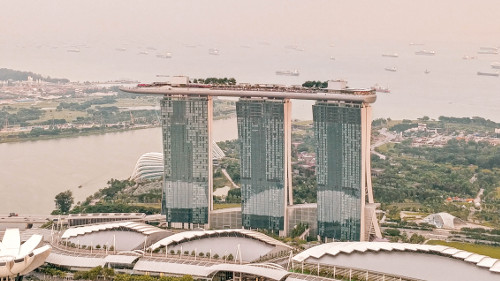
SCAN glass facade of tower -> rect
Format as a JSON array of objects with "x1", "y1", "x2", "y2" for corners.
[
  {"x1": 236, "y1": 99, "x2": 288, "y2": 233},
  {"x1": 314, "y1": 101, "x2": 362, "y2": 241},
  {"x1": 160, "y1": 96, "x2": 212, "y2": 225}
]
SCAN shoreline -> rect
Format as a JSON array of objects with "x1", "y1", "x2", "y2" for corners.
[
  {"x1": 0, "y1": 125, "x2": 159, "y2": 144},
  {"x1": 0, "y1": 114, "x2": 237, "y2": 144}
]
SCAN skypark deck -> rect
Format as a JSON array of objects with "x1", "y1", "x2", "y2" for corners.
[{"x1": 120, "y1": 83, "x2": 377, "y2": 103}]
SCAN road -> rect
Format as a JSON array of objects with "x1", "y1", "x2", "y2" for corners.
[
  {"x1": 371, "y1": 128, "x2": 397, "y2": 160},
  {"x1": 467, "y1": 187, "x2": 484, "y2": 222},
  {"x1": 221, "y1": 168, "x2": 239, "y2": 189}
]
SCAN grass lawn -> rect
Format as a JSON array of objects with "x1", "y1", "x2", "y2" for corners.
[
  {"x1": 37, "y1": 109, "x2": 87, "y2": 122},
  {"x1": 213, "y1": 203, "x2": 241, "y2": 210},
  {"x1": 426, "y1": 240, "x2": 500, "y2": 259},
  {"x1": 387, "y1": 202, "x2": 424, "y2": 209},
  {"x1": 129, "y1": 203, "x2": 161, "y2": 209},
  {"x1": 213, "y1": 175, "x2": 232, "y2": 189}
]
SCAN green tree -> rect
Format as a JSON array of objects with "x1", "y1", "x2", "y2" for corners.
[{"x1": 54, "y1": 190, "x2": 74, "y2": 214}]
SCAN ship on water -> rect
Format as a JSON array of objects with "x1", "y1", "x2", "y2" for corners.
[
  {"x1": 491, "y1": 62, "x2": 500, "y2": 69},
  {"x1": 209, "y1": 48, "x2": 220, "y2": 55},
  {"x1": 384, "y1": 67, "x2": 397, "y2": 72},
  {"x1": 462, "y1": 55, "x2": 477, "y2": 60},
  {"x1": 382, "y1": 53, "x2": 399, "y2": 58},
  {"x1": 415, "y1": 50, "x2": 435, "y2": 56},
  {"x1": 275, "y1": 69, "x2": 300, "y2": 76},
  {"x1": 480, "y1": 46, "x2": 498, "y2": 51},
  {"x1": 371, "y1": 84, "x2": 390, "y2": 93},
  {"x1": 477, "y1": 71, "x2": 499, "y2": 77},
  {"x1": 477, "y1": 47, "x2": 498, "y2": 55},
  {"x1": 156, "y1": 52, "x2": 172, "y2": 59},
  {"x1": 478, "y1": 50, "x2": 498, "y2": 55}
]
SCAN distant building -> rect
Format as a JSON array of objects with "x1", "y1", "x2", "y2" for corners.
[
  {"x1": 160, "y1": 96, "x2": 213, "y2": 228},
  {"x1": 287, "y1": 203, "x2": 317, "y2": 237},
  {"x1": 236, "y1": 98, "x2": 292, "y2": 235},
  {"x1": 61, "y1": 221, "x2": 169, "y2": 251},
  {"x1": 210, "y1": 207, "x2": 242, "y2": 229},
  {"x1": 293, "y1": 242, "x2": 500, "y2": 280},
  {"x1": 313, "y1": 98, "x2": 380, "y2": 241},
  {"x1": 67, "y1": 213, "x2": 146, "y2": 227},
  {"x1": 125, "y1": 78, "x2": 380, "y2": 238},
  {"x1": 149, "y1": 229, "x2": 292, "y2": 262},
  {"x1": 422, "y1": 212, "x2": 466, "y2": 229}
]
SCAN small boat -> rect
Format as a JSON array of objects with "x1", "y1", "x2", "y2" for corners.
[
  {"x1": 115, "y1": 47, "x2": 127, "y2": 52},
  {"x1": 138, "y1": 51, "x2": 149, "y2": 55},
  {"x1": 478, "y1": 50, "x2": 498, "y2": 55},
  {"x1": 480, "y1": 46, "x2": 498, "y2": 51},
  {"x1": 382, "y1": 53, "x2": 399, "y2": 58},
  {"x1": 371, "y1": 84, "x2": 390, "y2": 93},
  {"x1": 424, "y1": 69, "x2": 430, "y2": 74},
  {"x1": 275, "y1": 69, "x2": 300, "y2": 76},
  {"x1": 330, "y1": 56, "x2": 335, "y2": 60},
  {"x1": 491, "y1": 62, "x2": 500, "y2": 69},
  {"x1": 415, "y1": 50, "x2": 435, "y2": 56},
  {"x1": 209, "y1": 48, "x2": 220, "y2": 55},
  {"x1": 156, "y1": 52, "x2": 172, "y2": 59},
  {"x1": 409, "y1": 42, "x2": 425, "y2": 46},
  {"x1": 67, "y1": 48, "x2": 80, "y2": 53},
  {"x1": 477, "y1": 71, "x2": 499, "y2": 77},
  {"x1": 285, "y1": 45, "x2": 304, "y2": 51},
  {"x1": 384, "y1": 67, "x2": 397, "y2": 72}
]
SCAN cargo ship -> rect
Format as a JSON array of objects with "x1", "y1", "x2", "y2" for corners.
[
  {"x1": 275, "y1": 69, "x2": 300, "y2": 76},
  {"x1": 415, "y1": 50, "x2": 435, "y2": 56},
  {"x1": 382, "y1": 53, "x2": 399, "y2": 58},
  {"x1": 477, "y1": 71, "x2": 499, "y2": 77}
]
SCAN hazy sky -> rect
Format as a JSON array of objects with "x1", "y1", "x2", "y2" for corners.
[{"x1": 2, "y1": 0, "x2": 500, "y2": 49}]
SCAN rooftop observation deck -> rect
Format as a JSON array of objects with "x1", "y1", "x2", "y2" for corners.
[{"x1": 120, "y1": 82, "x2": 377, "y2": 103}]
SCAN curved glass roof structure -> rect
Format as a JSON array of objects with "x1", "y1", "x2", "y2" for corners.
[
  {"x1": 422, "y1": 212, "x2": 465, "y2": 229},
  {"x1": 131, "y1": 152, "x2": 163, "y2": 181},
  {"x1": 0, "y1": 228, "x2": 52, "y2": 278},
  {"x1": 149, "y1": 229, "x2": 290, "y2": 250},
  {"x1": 293, "y1": 242, "x2": 500, "y2": 280},
  {"x1": 62, "y1": 221, "x2": 167, "y2": 239},
  {"x1": 131, "y1": 141, "x2": 226, "y2": 181},
  {"x1": 149, "y1": 229, "x2": 291, "y2": 262}
]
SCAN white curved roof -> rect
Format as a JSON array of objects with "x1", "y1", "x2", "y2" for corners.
[
  {"x1": 422, "y1": 212, "x2": 464, "y2": 229},
  {"x1": 149, "y1": 229, "x2": 291, "y2": 251},
  {"x1": 0, "y1": 229, "x2": 51, "y2": 278},
  {"x1": 45, "y1": 253, "x2": 105, "y2": 268},
  {"x1": 293, "y1": 242, "x2": 500, "y2": 274},
  {"x1": 207, "y1": 263, "x2": 290, "y2": 281},
  {"x1": 131, "y1": 142, "x2": 226, "y2": 181},
  {"x1": 133, "y1": 260, "x2": 290, "y2": 280},
  {"x1": 61, "y1": 221, "x2": 166, "y2": 239}
]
